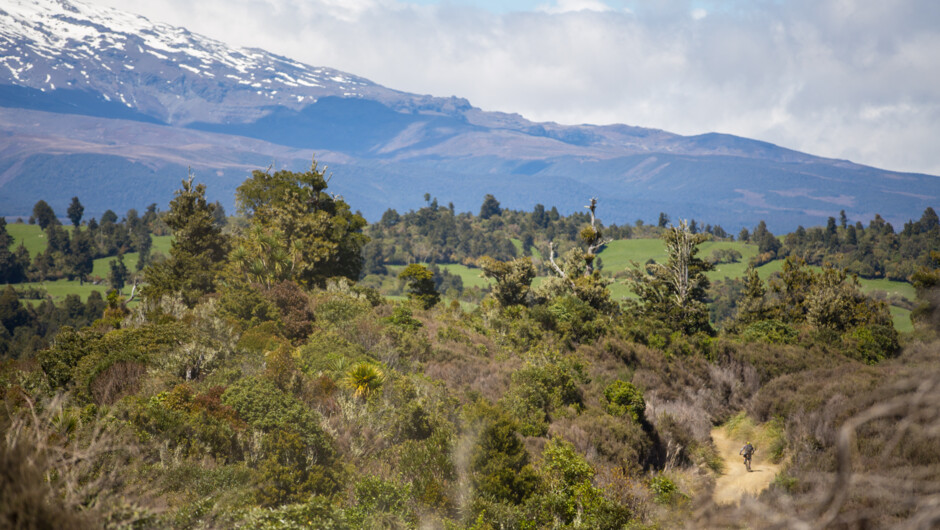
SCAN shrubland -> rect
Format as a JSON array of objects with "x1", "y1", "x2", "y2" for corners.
[{"x1": 1, "y1": 162, "x2": 939, "y2": 528}]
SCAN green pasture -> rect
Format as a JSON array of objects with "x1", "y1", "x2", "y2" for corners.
[
  {"x1": 151, "y1": 235, "x2": 172, "y2": 255},
  {"x1": 857, "y1": 277, "x2": 916, "y2": 301},
  {"x1": 6, "y1": 233, "x2": 173, "y2": 303},
  {"x1": 890, "y1": 307, "x2": 913, "y2": 334},
  {"x1": 596, "y1": 239, "x2": 669, "y2": 270},
  {"x1": 6, "y1": 223, "x2": 47, "y2": 256},
  {"x1": 3, "y1": 229, "x2": 921, "y2": 333},
  {"x1": 511, "y1": 238, "x2": 543, "y2": 259},
  {"x1": 16, "y1": 279, "x2": 121, "y2": 306},
  {"x1": 596, "y1": 238, "x2": 916, "y2": 331},
  {"x1": 597, "y1": 239, "x2": 759, "y2": 282},
  {"x1": 387, "y1": 263, "x2": 493, "y2": 290}
]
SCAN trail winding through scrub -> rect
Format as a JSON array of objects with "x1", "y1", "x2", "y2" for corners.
[{"x1": 711, "y1": 427, "x2": 782, "y2": 505}]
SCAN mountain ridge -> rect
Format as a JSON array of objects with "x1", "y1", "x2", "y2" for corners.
[{"x1": 0, "y1": 0, "x2": 936, "y2": 231}]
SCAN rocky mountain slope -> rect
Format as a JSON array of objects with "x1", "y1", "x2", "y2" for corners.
[{"x1": 0, "y1": 0, "x2": 936, "y2": 230}]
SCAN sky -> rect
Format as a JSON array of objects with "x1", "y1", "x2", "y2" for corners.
[{"x1": 85, "y1": 0, "x2": 940, "y2": 176}]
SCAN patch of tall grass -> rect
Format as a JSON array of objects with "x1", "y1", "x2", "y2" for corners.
[{"x1": 722, "y1": 411, "x2": 786, "y2": 463}]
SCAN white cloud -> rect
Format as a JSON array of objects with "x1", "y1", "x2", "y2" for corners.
[
  {"x1": 536, "y1": 0, "x2": 614, "y2": 14},
  {"x1": 83, "y1": 0, "x2": 940, "y2": 175}
]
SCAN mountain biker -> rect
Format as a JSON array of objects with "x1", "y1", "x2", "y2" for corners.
[{"x1": 740, "y1": 441, "x2": 755, "y2": 471}]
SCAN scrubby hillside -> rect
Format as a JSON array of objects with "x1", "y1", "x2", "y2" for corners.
[{"x1": 1, "y1": 163, "x2": 939, "y2": 528}]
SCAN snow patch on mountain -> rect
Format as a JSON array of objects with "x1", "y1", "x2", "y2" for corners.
[{"x1": 0, "y1": 0, "x2": 389, "y2": 124}]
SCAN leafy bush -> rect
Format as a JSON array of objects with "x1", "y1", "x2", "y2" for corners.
[
  {"x1": 500, "y1": 349, "x2": 587, "y2": 436},
  {"x1": 384, "y1": 304, "x2": 422, "y2": 332},
  {"x1": 235, "y1": 321, "x2": 287, "y2": 355},
  {"x1": 396, "y1": 429, "x2": 457, "y2": 511},
  {"x1": 648, "y1": 475, "x2": 680, "y2": 504},
  {"x1": 217, "y1": 281, "x2": 279, "y2": 330},
  {"x1": 256, "y1": 429, "x2": 339, "y2": 506},
  {"x1": 467, "y1": 402, "x2": 540, "y2": 506},
  {"x1": 346, "y1": 476, "x2": 415, "y2": 527},
  {"x1": 846, "y1": 324, "x2": 901, "y2": 364},
  {"x1": 741, "y1": 319, "x2": 798, "y2": 345},
  {"x1": 261, "y1": 281, "x2": 313, "y2": 343},
  {"x1": 238, "y1": 496, "x2": 347, "y2": 529},
  {"x1": 603, "y1": 380, "x2": 646, "y2": 423},
  {"x1": 132, "y1": 384, "x2": 245, "y2": 461},
  {"x1": 525, "y1": 437, "x2": 633, "y2": 529}
]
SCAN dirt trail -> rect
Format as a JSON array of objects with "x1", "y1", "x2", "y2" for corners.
[{"x1": 712, "y1": 428, "x2": 781, "y2": 505}]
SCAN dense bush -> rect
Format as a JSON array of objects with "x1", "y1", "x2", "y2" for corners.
[
  {"x1": 500, "y1": 349, "x2": 587, "y2": 436},
  {"x1": 603, "y1": 380, "x2": 646, "y2": 422}
]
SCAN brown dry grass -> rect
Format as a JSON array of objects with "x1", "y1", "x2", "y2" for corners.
[{"x1": 1, "y1": 394, "x2": 157, "y2": 528}]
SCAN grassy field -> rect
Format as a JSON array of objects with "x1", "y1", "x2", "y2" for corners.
[
  {"x1": 597, "y1": 239, "x2": 760, "y2": 282},
  {"x1": 510, "y1": 238, "x2": 543, "y2": 260},
  {"x1": 891, "y1": 306, "x2": 914, "y2": 334},
  {"x1": 17, "y1": 280, "x2": 112, "y2": 306},
  {"x1": 6, "y1": 223, "x2": 48, "y2": 256},
  {"x1": 387, "y1": 263, "x2": 493, "y2": 290},
  {"x1": 7, "y1": 232, "x2": 173, "y2": 303}
]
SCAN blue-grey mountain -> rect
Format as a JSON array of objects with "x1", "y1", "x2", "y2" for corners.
[{"x1": 0, "y1": 0, "x2": 936, "y2": 231}]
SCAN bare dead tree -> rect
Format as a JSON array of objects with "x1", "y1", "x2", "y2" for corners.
[
  {"x1": 546, "y1": 197, "x2": 611, "y2": 286},
  {"x1": 547, "y1": 241, "x2": 576, "y2": 289},
  {"x1": 583, "y1": 197, "x2": 612, "y2": 275}
]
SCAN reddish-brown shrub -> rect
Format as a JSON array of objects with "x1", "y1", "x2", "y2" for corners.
[
  {"x1": 263, "y1": 281, "x2": 313, "y2": 343},
  {"x1": 90, "y1": 361, "x2": 146, "y2": 405}
]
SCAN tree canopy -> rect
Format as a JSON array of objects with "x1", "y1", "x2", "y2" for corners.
[
  {"x1": 232, "y1": 161, "x2": 368, "y2": 288},
  {"x1": 143, "y1": 173, "x2": 229, "y2": 306}
]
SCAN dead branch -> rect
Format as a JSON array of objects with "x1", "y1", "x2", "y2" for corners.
[{"x1": 547, "y1": 241, "x2": 576, "y2": 289}]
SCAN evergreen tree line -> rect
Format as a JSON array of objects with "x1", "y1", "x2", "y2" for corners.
[
  {"x1": 771, "y1": 207, "x2": 940, "y2": 281},
  {"x1": 0, "y1": 285, "x2": 107, "y2": 358},
  {"x1": 360, "y1": 197, "x2": 738, "y2": 277},
  {"x1": 0, "y1": 198, "x2": 179, "y2": 284}
]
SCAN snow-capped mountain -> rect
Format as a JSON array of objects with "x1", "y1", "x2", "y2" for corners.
[
  {"x1": 0, "y1": 0, "x2": 422, "y2": 125},
  {"x1": 0, "y1": 0, "x2": 936, "y2": 231}
]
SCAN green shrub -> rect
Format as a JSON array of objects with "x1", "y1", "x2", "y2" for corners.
[
  {"x1": 846, "y1": 324, "x2": 900, "y2": 364},
  {"x1": 467, "y1": 402, "x2": 540, "y2": 506},
  {"x1": 131, "y1": 385, "x2": 245, "y2": 462},
  {"x1": 295, "y1": 331, "x2": 363, "y2": 376},
  {"x1": 41, "y1": 323, "x2": 188, "y2": 401},
  {"x1": 525, "y1": 437, "x2": 631, "y2": 529},
  {"x1": 396, "y1": 429, "x2": 457, "y2": 511},
  {"x1": 221, "y1": 376, "x2": 332, "y2": 448},
  {"x1": 314, "y1": 291, "x2": 372, "y2": 328},
  {"x1": 384, "y1": 305, "x2": 422, "y2": 332},
  {"x1": 221, "y1": 377, "x2": 340, "y2": 500},
  {"x1": 217, "y1": 281, "x2": 279, "y2": 330},
  {"x1": 648, "y1": 475, "x2": 679, "y2": 504},
  {"x1": 500, "y1": 349, "x2": 587, "y2": 436},
  {"x1": 256, "y1": 429, "x2": 339, "y2": 506},
  {"x1": 741, "y1": 319, "x2": 798, "y2": 345},
  {"x1": 346, "y1": 476, "x2": 414, "y2": 527},
  {"x1": 236, "y1": 322, "x2": 287, "y2": 354},
  {"x1": 603, "y1": 380, "x2": 645, "y2": 423},
  {"x1": 238, "y1": 496, "x2": 347, "y2": 529}
]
